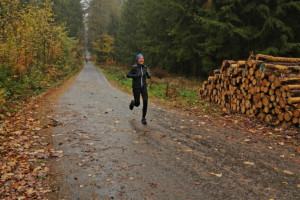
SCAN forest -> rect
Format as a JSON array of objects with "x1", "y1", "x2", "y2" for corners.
[
  {"x1": 86, "y1": 0, "x2": 300, "y2": 76},
  {"x1": 0, "y1": 0, "x2": 84, "y2": 114},
  {"x1": 1, "y1": 0, "x2": 300, "y2": 114}
]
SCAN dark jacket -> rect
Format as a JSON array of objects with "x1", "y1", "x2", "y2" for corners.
[{"x1": 127, "y1": 63, "x2": 151, "y2": 88}]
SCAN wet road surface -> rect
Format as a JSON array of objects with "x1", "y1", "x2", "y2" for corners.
[{"x1": 48, "y1": 63, "x2": 300, "y2": 200}]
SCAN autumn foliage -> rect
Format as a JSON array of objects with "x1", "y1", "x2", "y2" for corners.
[
  {"x1": 92, "y1": 33, "x2": 115, "y2": 64},
  {"x1": 0, "y1": 0, "x2": 83, "y2": 116}
]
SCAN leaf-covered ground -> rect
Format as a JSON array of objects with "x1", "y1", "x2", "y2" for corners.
[{"x1": 0, "y1": 75, "x2": 76, "y2": 199}]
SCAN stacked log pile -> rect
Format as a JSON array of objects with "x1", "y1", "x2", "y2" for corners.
[{"x1": 200, "y1": 54, "x2": 300, "y2": 126}]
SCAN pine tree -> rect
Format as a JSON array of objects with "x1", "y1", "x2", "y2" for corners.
[
  {"x1": 87, "y1": 0, "x2": 123, "y2": 55},
  {"x1": 53, "y1": 0, "x2": 84, "y2": 40},
  {"x1": 115, "y1": 0, "x2": 143, "y2": 64},
  {"x1": 115, "y1": 0, "x2": 300, "y2": 77}
]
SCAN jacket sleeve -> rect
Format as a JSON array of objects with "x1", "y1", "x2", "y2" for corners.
[
  {"x1": 145, "y1": 67, "x2": 151, "y2": 79},
  {"x1": 146, "y1": 71, "x2": 151, "y2": 79},
  {"x1": 127, "y1": 66, "x2": 137, "y2": 78}
]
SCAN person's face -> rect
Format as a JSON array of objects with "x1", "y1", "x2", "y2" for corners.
[{"x1": 138, "y1": 56, "x2": 144, "y2": 65}]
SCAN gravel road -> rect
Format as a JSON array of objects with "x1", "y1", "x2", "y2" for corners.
[{"x1": 47, "y1": 63, "x2": 300, "y2": 200}]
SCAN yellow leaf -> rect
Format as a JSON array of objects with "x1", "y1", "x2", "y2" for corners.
[
  {"x1": 210, "y1": 173, "x2": 222, "y2": 177},
  {"x1": 283, "y1": 170, "x2": 294, "y2": 175},
  {"x1": 244, "y1": 161, "x2": 255, "y2": 166}
]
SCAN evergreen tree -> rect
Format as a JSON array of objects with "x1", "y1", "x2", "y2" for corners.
[
  {"x1": 87, "y1": 0, "x2": 122, "y2": 54},
  {"x1": 115, "y1": 0, "x2": 143, "y2": 64},
  {"x1": 135, "y1": 0, "x2": 173, "y2": 70},
  {"x1": 114, "y1": 0, "x2": 300, "y2": 77},
  {"x1": 53, "y1": 0, "x2": 84, "y2": 40}
]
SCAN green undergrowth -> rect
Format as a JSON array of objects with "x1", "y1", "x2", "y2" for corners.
[
  {"x1": 0, "y1": 65, "x2": 82, "y2": 118},
  {"x1": 97, "y1": 65, "x2": 221, "y2": 116}
]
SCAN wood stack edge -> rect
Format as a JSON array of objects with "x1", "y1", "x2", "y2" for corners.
[{"x1": 200, "y1": 54, "x2": 300, "y2": 126}]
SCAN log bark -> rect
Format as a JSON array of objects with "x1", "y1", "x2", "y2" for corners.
[
  {"x1": 288, "y1": 97, "x2": 300, "y2": 104},
  {"x1": 278, "y1": 112, "x2": 284, "y2": 121},
  {"x1": 256, "y1": 54, "x2": 300, "y2": 63},
  {"x1": 265, "y1": 114, "x2": 273, "y2": 123},
  {"x1": 221, "y1": 60, "x2": 236, "y2": 72},
  {"x1": 287, "y1": 85, "x2": 300, "y2": 90},
  {"x1": 279, "y1": 98, "x2": 286, "y2": 108},
  {"x1": 279, "y1": 77, "x2": 300, "y2": 84},
  {"x1": 289, "y1": 90, "x2": 300, "y2": 97},
  {"x1": 262, "y1": 96, "x2": 270, "y2": 107},
  {"x1": 260, "y1": 63, "x2": 300, "y2": 74},
  {"x1": 201, "y1": 55, "x2": 300, "y2": 127},
  {"x1": 257, "y1": 112, "x2": 266, "y2": 121},
  {"x1": 293, "y1": 109, "x2": 300, "y2": 117},
  {"x1": 284, "y1": 111, "x2": 293, "y2": 121},
  {"x1": 292, "y1": 117, "x2": 299, "y2": 124},
  {"x1": 275, "y1": 106, "x2": 281, "y2": 114}
]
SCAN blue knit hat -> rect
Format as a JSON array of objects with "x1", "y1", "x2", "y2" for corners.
[{"x1": 136, "y1": 54, "x2": 143, "y2": 61}]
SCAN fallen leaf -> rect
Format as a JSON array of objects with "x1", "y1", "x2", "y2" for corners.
[
  {"x1": 210, "y1": 173, "x2": 222, "y2": 177},
  {"x1": 160, "y1": 134, "x2": 166, "y2": 138},
  {"x1": 33, "y1": 127, "x2": 41, "y2": 131},
  {"x1": 185, "y1": 149, "x2": 193, "y2": 152},
  {"x1": 248, "y1": 129, "x2": 256, "y2": 134},
  {"x1": 1, "y1": 173, "x2": 14, "y2": 181},
  {"x1": 244, "y1": 161, "x2": 255, "y2": 166},
  {"x1": 106, "y1": 179, "x2": 115, "y2": 184},
  {"x1": 283, "y1": 170, "x2": 294, "y2": 175},
  {"x1": 25, "y1": 188, "x2": 35, "y2": 195},
  {"x1": 194, "y1": 135, "x2": 202, "y2": 139},
  {"x1": 282, "y1": 182, "x2": 288, "y2": 184},
  {"x1": 244, "y1": 139, "x2": 251, "y2": 142},
  {"x1": 129, "y1": 177, "x2": 134, "y2": 181},
  {"x1": 194, "y1": 182, "x2": 200, "y2": 185},
  {"x1": 88, "y1": 174, "x2": 93, "y2": 177}
]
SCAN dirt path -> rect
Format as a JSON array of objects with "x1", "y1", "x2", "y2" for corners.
[{"x1": 46, "y1": 63, "x2": 299, "y2": 200}]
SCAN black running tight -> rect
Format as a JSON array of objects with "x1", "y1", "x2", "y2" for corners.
[{"x1": 132, "y1": 86, "x2": 148, "y2": 118}]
